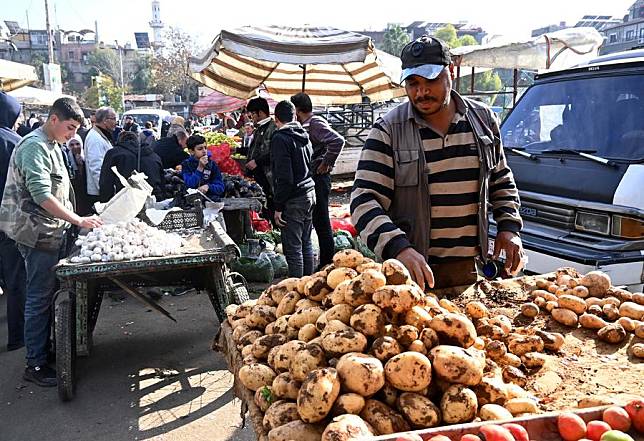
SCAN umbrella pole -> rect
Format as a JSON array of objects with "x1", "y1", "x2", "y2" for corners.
[{"x1": 302, "y1": 64, "x2": 307, "y2": 92}]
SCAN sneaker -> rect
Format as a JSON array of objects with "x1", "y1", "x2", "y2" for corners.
[{"x1": 23, "y1": 365, "x2": 57, "y2": 387}]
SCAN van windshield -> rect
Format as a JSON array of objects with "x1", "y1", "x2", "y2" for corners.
[
  {"x1": 501, "y1": 74, "x2": 644, "y2": 161},
  {"x1": 123, "y1": 114, "x2": 160, "y2": 126}
]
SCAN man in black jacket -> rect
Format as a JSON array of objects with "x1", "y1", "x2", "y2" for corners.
[
  {"x1": 270, "y1": 101, "x2": 316, "y2": 277},
  {"x1": 153, "y1": 128, "x2": 189, "y2": 169},
  {"x1": 99, "y1": 131, "x2": 165, "y2": 202},
  {"x1": 0, "y1": 92, "x2": 26, "y2": 351}
]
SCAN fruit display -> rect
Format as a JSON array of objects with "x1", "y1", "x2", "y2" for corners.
[
  {"x1": 520, "y1": 269, "x2": 644, "y2": 357},
  {"x1": 69, "y1": 219, "x2": 185, "y2": 263},
  {"x1": 223, "y1": 174, "x2": 265, "y2": 199},
  {"x1": 203, "y1": 131, "x2": 239, "y2": 147},
  {"x1": 223, "y1": 250, "x2": 569, "y2": 440}
]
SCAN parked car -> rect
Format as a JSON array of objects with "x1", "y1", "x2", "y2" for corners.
[
  {"x1": 495, "y1": 49, "x2": 644, "y2": 291},
  {"x1": 121, "y1": 108, "x2": 171, "y2": 128}
]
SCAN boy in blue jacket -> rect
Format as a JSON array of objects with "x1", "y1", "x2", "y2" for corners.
[{"x1": 181, "y1": 134, "x2": 224, "y2": 198}]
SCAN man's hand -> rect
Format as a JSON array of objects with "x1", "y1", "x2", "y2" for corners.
[
  {"x1": 274, "y1": 211, "x2": 287, "y2": 227},
  {"x1": 77, "y1": 215, "x2": 103, "y2": 229},
  {"x1": 395, "y1": 247, "x2": 434, "y2": 290},
  {"x1": 198, "y1": 184, "x2": 209, "y2": 194},
  {"x1": 246, "y1": 159, "x2": 257, "y2": 170},
  {"x1": 492, "y1": 231, "x2": 525, "y2": 275},
  {"x1": 316, "y1": 163, "x2": 331, "y2": 175}
]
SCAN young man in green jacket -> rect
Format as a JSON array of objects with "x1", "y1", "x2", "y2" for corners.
[{"x1": 0, "y1": 98, "x2": 103, "y2": 387}]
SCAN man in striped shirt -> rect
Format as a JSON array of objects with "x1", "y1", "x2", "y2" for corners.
[{"x1": 350, "y1": 36, "x2": 524, "y2": 290}]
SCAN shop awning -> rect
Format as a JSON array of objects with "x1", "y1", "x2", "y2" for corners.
[
  {"x1": 189, "y1": 26, "x2": 405, "y2": 105},
  {"x1": 0, "y1": 59, "x2": 39, "y2": 92},
  {"x1": 8, "y1": 86, "x2": 73, "y2": 106}
]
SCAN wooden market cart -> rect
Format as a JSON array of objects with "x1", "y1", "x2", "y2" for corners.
[{"x1": 53, "y1": 221, "x2": 249, "y2": 402}]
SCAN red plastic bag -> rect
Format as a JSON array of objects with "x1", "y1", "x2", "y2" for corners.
[
  {"x1": 251, "y1": 211, "x2": 271, "y2": 232},
  {"x1": 330, "y1": 218, "x2": 357, "y2": 236}
]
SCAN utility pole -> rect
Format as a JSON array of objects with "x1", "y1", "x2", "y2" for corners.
[
  {"x1": 44, "y1": 0, "x2": 54, "y2": 63},
  {"x1": 115, "y1": 40, "x2": 126, "y2": 112}
]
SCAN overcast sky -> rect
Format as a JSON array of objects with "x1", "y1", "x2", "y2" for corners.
[{"x1": 3, "y1": 0, "x2": 636, "y2": 51}]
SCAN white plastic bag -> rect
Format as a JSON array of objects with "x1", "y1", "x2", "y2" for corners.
[{"x1": 94, "y1": 167, "x2": 153, "y2": 224}]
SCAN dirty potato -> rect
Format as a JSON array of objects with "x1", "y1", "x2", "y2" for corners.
[
  {"x1": 239, "y1": 363, "x2": 277, "y2": 391},
  {"x1": 350, "y1": 304, "x2": 386, "y2": 337},
  {"x1": 271, "y1": 372, "x2": 302, "y2": 400},
  {"x1": 321, "y1": 414, "x2": 374, "y2": 441},
  {"x1": 336, "y1": 352, "x2": 385, "y2": 396},
  {"x1": 384, "y1": 351, "x2": 432, "y2": 392},
  {"x1": 429, "y1": 313, "x2": 477, "y2": 348},
  {"x1": 360, "y1": 399, "x2": 410, "y2": 435},
  {"x1": 397, "y1": 392, "x2": 442, "y2": 428},
  {"x1": 381, "y1": 259, "x2": 413, "y2": 285},
  {"x1": 440, "y1": 385, "x2": 478, "y2": 424},
  {"x1": 333, "y1": 249, "x2": 364, "y2": 269},
  {"x1": 297, "y1": 367, "x2": 341, "y2": 423},
  {"x1": 430, "y1": 345, "x2": 484, "y2": 386},
  {"x1": 290, "y1": 343, "x2": 327, "y2": 383},
  {"x1": 371, "y1": 336, "x2": 403, "y2": 361}
]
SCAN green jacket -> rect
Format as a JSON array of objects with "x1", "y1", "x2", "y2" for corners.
[{"x1": 0, "y1": 127, "x2": 75, "y2": 250}]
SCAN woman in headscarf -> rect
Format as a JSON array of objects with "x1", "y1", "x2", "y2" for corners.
[{"x1": 64, "y1": 134, "x2": 92, "y2": 215}]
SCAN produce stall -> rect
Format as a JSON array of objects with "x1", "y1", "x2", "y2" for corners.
[
  {"x1": 54, "y1": 219, "x2": 249, "y2": 402},
  {"x1": 213, "y1": 249, "x2": 644, "y2": 441}
]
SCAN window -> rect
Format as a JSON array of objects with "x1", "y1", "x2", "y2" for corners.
[
  {"x1": 640, "y1": 28, "x2": 644, "y2": 39},
  {"x1": 68, "y1": 50, "x2": 75, "y2": 60},
  {"x1": 626, "y1": 30, "x2": 634, "y2": 40},
  {"x1": 82, "y1": 52, "x2": 89, "y2": 64},
  {"x1": 609, "y1": 34, "x2": 617, "y2": 43}
]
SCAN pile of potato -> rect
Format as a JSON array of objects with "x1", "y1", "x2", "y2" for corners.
[
  {"x1": 521, "y1": 269, "x2": 644, "y2": 357},
  {"x1": 225, "y1": 250, "x2": 562, "y2": 441}
]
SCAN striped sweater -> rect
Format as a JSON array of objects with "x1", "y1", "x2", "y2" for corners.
[{"x1": 350, "y1": 98, "x2": 522, "y2": 262}]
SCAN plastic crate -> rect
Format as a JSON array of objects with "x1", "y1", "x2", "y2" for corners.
[{"x1": 141, "y1": 199, "x2": 204, "y2": 231}]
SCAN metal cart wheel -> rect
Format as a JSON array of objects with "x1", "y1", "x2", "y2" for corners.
[
  {"x1": 229, "y1": 272, "x2": 250, "y2": 304},
  {"x1": 55, "y1": 290, "x2": 76, "y2": 401}
]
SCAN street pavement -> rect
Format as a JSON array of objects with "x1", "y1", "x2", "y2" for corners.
[{"x1": 0, "y1": 289, "x2": 256, "y2": 441}]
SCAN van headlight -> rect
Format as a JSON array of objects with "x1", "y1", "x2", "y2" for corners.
[
  {"x1": 612, "y1": 215, "x2": 644, "y2": 239},
  {"x1": 575, "y1": 212, "x2": 610, "y2": 235}
]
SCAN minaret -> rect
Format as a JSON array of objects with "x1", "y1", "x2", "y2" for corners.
[{"x1": 149, "y1": 0, "x2": 164, "y2": 47}]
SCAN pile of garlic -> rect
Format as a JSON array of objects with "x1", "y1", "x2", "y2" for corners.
[{"x1": 70, "y1": 219, "x2": 185, "y2": 264}]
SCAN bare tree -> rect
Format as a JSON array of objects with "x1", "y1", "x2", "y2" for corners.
[{"x1": 152, "y1": 26, "x2": 201, "y2": 102}]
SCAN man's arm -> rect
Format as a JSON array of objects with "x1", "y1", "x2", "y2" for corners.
[
  {"x1": 85, "y1": 136, "x2": 107, "y2": 193},
  {"x1": 41, "y1": 196, "x2": 101, "y2": 228},
  {"x1": 208, "y1": 164, "x2": 225, "y2": 197},
  {"x1": 350, "y1": 121, "x2": 409, "y2": 259},
  {"x1": 310, "y1": 117, "x2": 345, "y2": 168}
]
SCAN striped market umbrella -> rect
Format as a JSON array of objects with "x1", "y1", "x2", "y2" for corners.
[
  {"x1": 188, "y1": 26, "x2": 405, "y2": 105},
  {"x1": 191, "y1": 89, "x2": 247, "y2": 116}
]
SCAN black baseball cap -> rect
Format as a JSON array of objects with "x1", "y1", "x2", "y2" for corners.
[{"x1": 400, "y1": 35, "x2": 452, "y2": 83}]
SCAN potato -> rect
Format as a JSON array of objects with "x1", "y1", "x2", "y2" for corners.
[
  {"x1": 326, "y1": 267, "x2": 358, "y2": 289},
  {"x1": 350, "y1": 304, "x2": 386, "y2": 336},
  {"x1": 507, "y1": 335, "x2": 544, "y2": 356},
  {"x1": 252, "y1": 334, "x2": 288, "y2": 360},
  {"x1": 545, "y1": 301, "x2": 559, "y2": 312},
  {"x1": 521, "y1": 303, "x2": 540, "y2": 318},
  {"x1": 486, "y1": 340, "x2": 507, "y2": 361},
  {"x1": 616, "y1": 317, "x2": 638, "y2": 332},
  {"x1": 246, "y1": 305, "x2": 277, "y2": 330},
  {"x1": 579, "y1": 313, "x2": 608, "y2": 330},
  {"x1": 489, "y1": 315, "x2": 513, "y2": 334},
  {"x1": 288, "y1": 306, "x2": 324, "y2": 329},
  {"x1": 430, "y1": 345, "x2": 484, "y2": 386},
  {"x1": 502, "y1": 366, "x2": 527, "y2": 387},
  {"x1": 333, "y1": 249, "x2": 364, "y2": 268},
  {"x1": 633, "y1": 292, "x2": 644, "y2": 305},
  {"x1": 393, "y1": 325, "x2": 420, "y2": 347},
  {"x1": 505, "y1": 383, "x2": 530, "y2": 400},
  {"x1": 254, "y1": 386, "x2": 274, "y2": 412},
  {"x1": 377, "y1": 382, "x2": 399, "y2": 407},
  {"x1": 572, "y1": 285, "x2": 590, "y2": 298},
  {"x1": 632, "y1": 343, "x2": 644, "y2": 359},
  {"x1": 257, "y1": 291, "x2": 277, "y2": 307},
  {"x1": 465, "y1": 301, "x2": 489, "y2": 319},
  {"x1": 534, "y1": 297, "x2": 547, "y2": 308},
  {"x1": 322, "y1": 414, "x2": 374, "y2": 441},
  {"x1": 429, "y1": 313, "x2": 477, "y2": 348},
  {"x1": 479, "y1": 403, "x2": 514, "y2": 421},
  {"x1": 404, "y1": 305, "x2": 433, "y2": 329},
  {"x1": 238, "y1": 329, "x2": 263, "y2": 347},
  {"x1": 603, "y1": 303, "x2": 620, "y2": 321},
  {"x1": 597, "y1": 323, "x2": 627, "y2": 344},
  {"x1": 408, "y1": 340, "x2": 427, "y2": 354},
  {"x1": 267, "y1": 346, "x2": 281, "y2": 370},
  {"x1": 294, "y1": 275, "x2": 311, "y2": 294},
  {"x1": 267, "y1": 420, "x2": 324, "y2": 441},
  {"x1": 440, "y1": 385, "x2": 478, "y2": 424},
  {"x1": 397, "y1": 392, "x2": 442, "y2": 428},
  {"x1": 357, "y1": 261, "x2": 382, "y2": 273},
  {"x1": 381, "y1": 259, "x2": 413, "y2": 285},
  {"x1": 324, "y1": 303, "x2": 353, "y2": 325},
  {"x1": 473, "y1": 377, "x2": 509, "y2": 406},
  {"x1": 371, "y1": 336, "x2": 402, "y2": 361},
  {"x1": 536, "y1": 330, "x2": 564, "y2": 352},
  {"x1": 603, "y1": 296, "x2": 621, "y2": 307},
  {"x1": 588, "y1": 304, "x2": 603, "y2": 315},
  {"x1": 271, "y1": 372, "x2": 301, "y2": 400},
  {"x1": 331, "y1": 393, "x2": 366, "y2": 416},
  {"x1": 419, "y1": 328, "x2": 440, "y2": 351},
  {"x1": 535, "y1": 279, "x2": 550, "y2": 289},
  {"x1": 551, "y1": 308, "x2": 578, "y2": 327},
  {"x1": 504, "y1": 397, "x2": 539, "y2": 415},
  {"x1": 636, "y1": 323, "x2": 644, "y2": 338},
  {"x1": 290, "y1": 343, "x2": 327, "y2": 382},
  {"x1": 439, "y1": 298, "x2": 461, "y2": 314},
  {"x1": 477, "y1": 324, "x2": 507, "y2": 340},
  {"x1": 239, "y1": 363, "x2": 277, "y2": 391},
  {"x1": 521, "y1": 352, "x2": 547, "y2": 369},
  {"x1": 322, "y1": 329, "x2": 368, "y2": 356},
  {"x1": 276, "y1": 291, "x2": 302, "y2": 317},
  {"x1": 336, "y1": 352, "x2": 385, "y2": 396},
  {"x1": 274, "y1": 340, "x2": 307, "y2": 372},
  {"x1": 580, "y1": 271, "x2": 611, "y2": 297},
  {"x1": 304, "y1": 277, "x2": 332, "y2": 302},
  {"x1": 373, "y1": 284, "x2": 424, "y2": 314},
  {"x1": 297, "y1": 367, "x2": 341, "y2": 423},
  {"x1": 619, "y1": 302, "x2": 644, "y2": 320},
  {"x1": 499, "y1": 353, "x2": 522, "y2": 368},
  {"x1": 342, "y1": 278, "x2": 374, "y2": 307},
  {"x1": 298, "y1": 323, "x2": 318, "y2": 342},
  {"x1": 263, "y1": 400, "x2": 300, "y2": 431},
  {"x1": 360, "y1": 399, "x2": 410, "y2": 435},
  {"x1": 232, "y1": 323, "x2": 253, "y2": 343},
  {"x1": 361, "y1": 269, "x2": 388, "y2": 292},
  {"x1": 241, "y1": 345, "x2": 254, "y2": 359},
  {"x1": 384, "y1": 351, "x2": 432, "y2": 392},
  {"x1": 323, "y1": 319, "x2": 351, "y2": 336}
]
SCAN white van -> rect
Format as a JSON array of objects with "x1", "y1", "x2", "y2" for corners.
[{"x1": 121, "y1": 108, "x2": 171, "y2": 128}]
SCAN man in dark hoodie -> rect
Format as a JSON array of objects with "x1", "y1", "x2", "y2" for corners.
[
  {"x1": 153, "y1": 127, "x2": 189, "y2": 169},
  {"x1": 270, "y1": 100, "x2": 316, "y2": 277},
  {"x1": 0, "y1": 92, "x2": 27, "y2": 352},
  {"x1": 99, "y1": 131, "x2": 165, "y2": 202}
]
